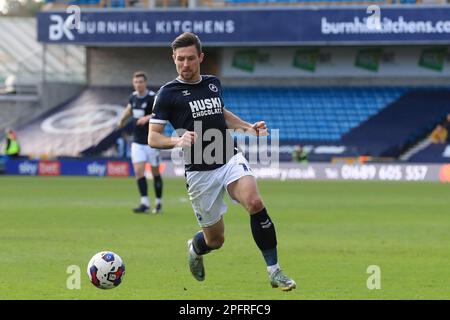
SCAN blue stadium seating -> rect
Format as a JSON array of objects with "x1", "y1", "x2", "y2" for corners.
[
  {"x1": 222, "y1": 87, "x2": 407, "y2": 142},
  {"x1": 341, "y1": 90, "x2": 450, "y2": 157},
  {"x1": 63, "y1": 86, "x2": 450, "y2": 160},
  {"x1": 109, "y1": 0, "x2": 127, "y2": 7}
]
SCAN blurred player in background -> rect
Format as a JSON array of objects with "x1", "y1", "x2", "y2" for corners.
[
  {"x1": 148, "y1": 33, "x2": 296, "y2": 291},
  {"x1": 118, "y1": 71, "x2": 163, "y2": 214}
]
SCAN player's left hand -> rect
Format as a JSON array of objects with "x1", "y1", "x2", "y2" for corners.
[
  {"x1": 250, "y1": 121, "x2": 269, "y2": 136},
  {"x1": 137, "y1": 117, "x2": 149, "y2": 126}
]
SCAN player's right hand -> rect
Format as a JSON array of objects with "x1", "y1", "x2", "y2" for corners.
[
  {"x1": 175, "y1": 131, "x2": 197, "y2": 147},
  {"x1": 250, "y1": 121, "x2": 269, "y2": 136}
]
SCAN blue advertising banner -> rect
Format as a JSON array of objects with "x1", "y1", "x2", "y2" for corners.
[
  {"x1": 60, "y1": 159, "x2": 108, "y2": 176},
  {"x1": 37, "y1": 7, "x2": 450, "y2": 45},
  {"x1": 4, "y1": 158, "x2": 449, "y2": 182},
  {"x1": 5, "y1": 159, "x2": 134, "y2": 177},
  {"x1": 6, "y1": 159, "x2": 40, "y2": 176}
]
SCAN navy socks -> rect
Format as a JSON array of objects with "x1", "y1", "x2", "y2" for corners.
[{"x1": 250, "y1": 208, "x2": 278, "y2": 266}]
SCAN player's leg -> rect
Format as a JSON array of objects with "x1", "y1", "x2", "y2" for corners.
[
  {"x1": 133, "y1": 161, "x2": 150, "y2": 213},
  {"x1": 192, "y1": 217, "x2": 225, "y2": 253},
  {"x1": 148, "y1": 147, "x2": 163, "y2": 214},
  {"x1": 186, "y1": 170, "x2": 227, "y2": 281},
  {"x1": 227, "y1": 165, "x2": 296, "y2": 291},
  {"x1": 131, "y1": 143, "x2": 150, "y2": 213},
  {"x1": 187, "y1": 217, "x2": 224, "y2": 281},
  {"x1": 151, "y1": 166, "x2": 163, "y2": 213}
]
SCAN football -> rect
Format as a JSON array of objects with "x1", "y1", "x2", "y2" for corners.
[{"x1": 87, "y1": 251, "x2": 125, "y2": 289}]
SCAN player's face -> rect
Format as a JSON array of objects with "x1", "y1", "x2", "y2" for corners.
[
  {"x1": 132, "y1": 76, "x2": 147, "y2": 93},
  {"x1": 172, "y1": 45, "x2": 204, "y2": 82}
]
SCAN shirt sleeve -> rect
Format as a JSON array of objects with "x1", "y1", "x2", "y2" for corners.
[
  {"x1": 145, "y1": 93, "x2": 155, "y2": 115},
  {"x1": 150, "y1": 88, "x2": 170, "y2": 125},
  {"x1": 215, "y1": 77, "x2": 226, "y2": 110}
]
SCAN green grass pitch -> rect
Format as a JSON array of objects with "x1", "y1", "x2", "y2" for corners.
[{"x1": 1, "y1": 176, "x2": 450, "y2": 299}]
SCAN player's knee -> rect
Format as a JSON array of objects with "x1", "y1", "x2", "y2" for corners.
[
  {"x1": 135, "y1": 170, "x2": 145, "y2": 179},
  {"x1": 135, "y1": 173, "x2": 144, "y2": 179},
  {"x1": 247, "y1": 197, "x2": 264, "y2": 214}
]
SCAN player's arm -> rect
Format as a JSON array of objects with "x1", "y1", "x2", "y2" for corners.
[
  {"x1": 223, "y1": 108, "x2": 269, "y2": 136},
  {"x1": 148, "y1": 123, "x2": 197, "y2": 149},
  {"x1": 137, "y1": 98, "x2": 155, "y2": 126},
  {"x1": 136, "y1": 114, "x2": 152, "y2": 126},
  {"x1": 118, "y1": 103, "x2": 132, "y2": 128}
]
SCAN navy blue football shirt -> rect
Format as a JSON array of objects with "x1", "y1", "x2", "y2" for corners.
[
  {"x1": 129, "y1": 89, "x2": 155, "y2": 145},
  {"x1": 150, "y1": 75, "x2": 237, "y2": 171}
]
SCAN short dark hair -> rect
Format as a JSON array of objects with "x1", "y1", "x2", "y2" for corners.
[
  {"x1": 171, "y1": 32, "x2": 202, "y2": 55},
  {"x1": 133, "y1": 71, "x2": 147, "y2": 81}
]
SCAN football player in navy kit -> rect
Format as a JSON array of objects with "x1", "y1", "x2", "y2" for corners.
[
  {"x1": 149, "y1": 33, "x2": 295, "y2": 291},
  {"x1": 118, "y1": 71, "x2": 163, "y2": 214}
]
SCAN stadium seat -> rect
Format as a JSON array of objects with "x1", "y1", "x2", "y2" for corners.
[{"x1": 222, "y1": 87, "x2": 407, "y2": 142}]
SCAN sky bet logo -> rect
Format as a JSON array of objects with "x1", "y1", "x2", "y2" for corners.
[
  {"x1": 87, "y1": 162, "x2": 107, "y2": 176},
  {"x1": 49, "y1": 6, "x2": 81, "y2": 41},
  {"x1": 18, "y1": 161, "x2": 38, "y2": 175}
]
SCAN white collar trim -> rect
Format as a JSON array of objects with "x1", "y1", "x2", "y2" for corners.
[{"x1": 176, "y1": 76, "x2": 202, "y2": 85}]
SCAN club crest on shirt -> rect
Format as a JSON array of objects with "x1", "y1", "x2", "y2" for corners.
[{"x1": 208, "y1": 84, "x2": 218, "y2": 93}]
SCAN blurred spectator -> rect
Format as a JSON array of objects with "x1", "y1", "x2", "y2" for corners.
[
  {"x1": 4, "y1": 129, "x2": 20, "y2": 157},
  {"x1": 292, "y1": 144, "x2": 308, "y2": 163},
  {"x1": 430, "y1": 124, "x2": 448, "y2": 144}
]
